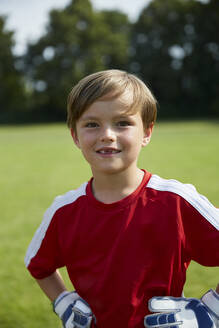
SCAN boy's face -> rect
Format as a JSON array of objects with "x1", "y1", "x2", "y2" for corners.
[{"x1": 71, "y1": 93, "x2": 153, "y2": 177}]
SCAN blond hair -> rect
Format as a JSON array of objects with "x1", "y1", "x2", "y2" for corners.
[{"x1": 67, "y1": 69, "x2": 157, "y2": 130}]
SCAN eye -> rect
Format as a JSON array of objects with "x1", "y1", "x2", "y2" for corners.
[
  {"x1": 85, "y1": 122, "x2": 98, "y2": 128},
  {"x1": 117, "y1": 120, "x2": 131, "y2": 127}
]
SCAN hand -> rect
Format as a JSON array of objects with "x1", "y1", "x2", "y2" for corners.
[
  {"x1": 53, "y1": 291, "x2": 94, "y2": 328},
  {"x1": 144, "y1": 289, "x2": 219, "y2": 328}
]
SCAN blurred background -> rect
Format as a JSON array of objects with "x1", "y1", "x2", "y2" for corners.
[
  {"x1": 0, "y1": 0, "x2": 218, "y2": 124},
  {"x1": 0, "y1": 1, "x2": 219, "y2": 327}
]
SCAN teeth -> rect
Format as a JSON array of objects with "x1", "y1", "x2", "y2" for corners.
[{"x1": 98, "y1": 150, "x2": 120, "y2": 154}]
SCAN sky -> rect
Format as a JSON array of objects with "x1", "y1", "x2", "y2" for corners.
[{"x1": 0, "y1": 0, "x2": 152, "y2": 55}]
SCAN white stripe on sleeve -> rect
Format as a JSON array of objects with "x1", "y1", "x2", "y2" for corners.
[
  {"x1": 24, "y1": 182, "x2": 87, "y2": 268},
  {"x1": 147, "y1": 175, "x2": 219, "y2": 230}
]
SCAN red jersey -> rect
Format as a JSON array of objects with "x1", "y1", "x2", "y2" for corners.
[{"x1": 25, "y1": 171, "x2": 219, "y2": 328}]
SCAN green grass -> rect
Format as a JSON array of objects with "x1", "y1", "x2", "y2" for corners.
[{"x1": 0, "y1": 121, "x2": 219, "y2": 327}]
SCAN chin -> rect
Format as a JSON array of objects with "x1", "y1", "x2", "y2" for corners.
[{"x1": 94, "y1": 164, "x2": 130, "y2": 176}]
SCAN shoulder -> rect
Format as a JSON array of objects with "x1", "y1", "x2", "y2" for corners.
[
  {"x1": 146, "y1": 174, "x2": 219, "y2": 230},
  {"x1": 46, "y1": 181, "x2": 88, "y2": 217},
  {"x1": 42, "y1": 181, "x2": 88, "y2": 229},
  {"x1": 147, "y1": 174, "x2": 198, "y2": 197},
  {"x1": 24, "y1": 182, "x2": 88, "y2": 267}
]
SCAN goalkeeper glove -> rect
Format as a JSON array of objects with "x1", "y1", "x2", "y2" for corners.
[
  {"x1": 144, "y1": 289, "x2": 219, "y2": 328},
  {"x1": 53, "y1": 291, "x2": 94, "y2": 328}
]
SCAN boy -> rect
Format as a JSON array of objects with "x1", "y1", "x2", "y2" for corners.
[{"x1": 25, "y1": 69, "x2": 219, "y2": 328}]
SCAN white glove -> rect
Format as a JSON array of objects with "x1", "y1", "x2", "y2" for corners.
[
  {"x1": 53, "y1": 291, "x2": 94, "y2": 328},
  {"x1": 144, "y1": 289, "x2": 219, "y2": 328}
]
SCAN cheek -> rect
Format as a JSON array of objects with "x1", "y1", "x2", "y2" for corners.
[
  {"x1": 121, "y1": 129, "x2": 144, "y2": 147},
  {"x1": 79, "y1": 136, "x2": 94, "y2": 162},
  {"x1": 78, "y1": 132, "x2": 95, "y2": 148}
]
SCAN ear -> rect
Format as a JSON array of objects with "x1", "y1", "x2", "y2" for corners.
[
  {"x1": 142, "y1": 122, "x2": 154, "y2": 147},
  {"x1": 70, "y1": 128, "x2": 81, "y2": 149}
]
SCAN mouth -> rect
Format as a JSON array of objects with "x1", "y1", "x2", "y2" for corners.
[{"x1": 96, "y1": 147, "x2": 121, "y2": 155}]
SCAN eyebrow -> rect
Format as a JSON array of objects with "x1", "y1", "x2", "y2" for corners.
[
  {"x1": 80, "y1": 113, "x2": 134, "y2": 122},
  {"x1": 80, "y1": 116, "x2": 100, "y2": 121}
]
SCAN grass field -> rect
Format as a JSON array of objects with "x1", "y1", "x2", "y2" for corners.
[{"x1": 0, "y1": 121, "x2": 219, "y2": 327}]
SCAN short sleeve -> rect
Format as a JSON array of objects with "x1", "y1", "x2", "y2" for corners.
[
  {"x1": 25, "y1": 214, "x2": 64, "y2": 279},
  {"x1": 24, "y1": 194, "x2": 70, "y2": 279},
  {"x1": 180, "y1": 188, "x2": 219, "y2": 266},
  {"x1": 147, "y1": 175, "x2": 219, "y2": 266},
  {"x1": 24, "y1": 183, "x2": 87, "y2": 279}
]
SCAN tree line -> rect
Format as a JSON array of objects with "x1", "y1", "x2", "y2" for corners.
[{"x1": 0, "y1": 0, "x2": 219, "y2": 124}]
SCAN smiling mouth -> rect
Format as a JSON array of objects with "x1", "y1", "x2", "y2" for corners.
[{"x1": 96, "y1": 148, "x2": 121, "y2": 154}]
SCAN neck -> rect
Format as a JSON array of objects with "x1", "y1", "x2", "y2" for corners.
[{"x1": 91, "y1": 167, "x2": 144, "y2": 204}]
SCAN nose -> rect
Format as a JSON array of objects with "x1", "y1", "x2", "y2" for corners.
[{"x1": 100, "y1": 126, "x2": 116, "y2": 142}]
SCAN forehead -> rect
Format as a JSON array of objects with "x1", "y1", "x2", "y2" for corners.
[{"x1": 80, "y1": 91, "x2": 137, "y2": 119}]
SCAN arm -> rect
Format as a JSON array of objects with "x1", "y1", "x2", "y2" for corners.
[
  {"x1": 36, "y1": 269, "x2": 67, "y2": 301},
  {"x1": 36, "y1": 270, "x2": 94, "y2": 328}
]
